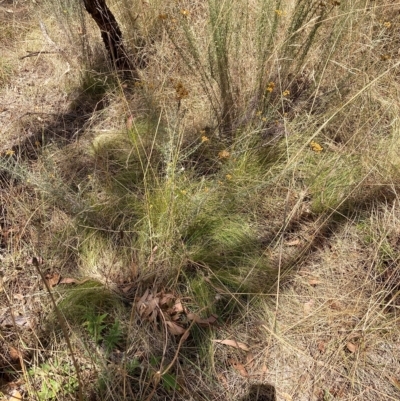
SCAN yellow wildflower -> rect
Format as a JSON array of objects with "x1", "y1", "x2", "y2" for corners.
[
  {"x1": 310, "y1": 141, "x2": 323, "y2": 152},
  {"x1": 282, "y1": 90, "x2": 290, "y2": 97},
  {"x1": 383, "y1": 21, "x2": 391, "y2": 28},
  {"x1": 180, "y1": 9, "x2": 190, "y2": 17},
  {"x1": 201, "y1": 135, "x2": 209, "y2": 143},
  {"x1": 275, "y1": 9, "x2": 285, "y2": 17},
  {"x1": 5, "y1": 149, "x2": 15, "y2": 156},
  {"x1": 262, "y1": 117, "x2": 267, "y2": 122},
  {"x1": 218, "y1": 150, "x2": 230, "y2": 159},
  {"x1": 226, "y1": 174, "x2": 232, "y2": 180},
  {"x1": 180, "y1": 190, "x2": 187, "y2": 195},
  {"x1": 266, "y1": 82, "x2": 275, "y2": 93}
]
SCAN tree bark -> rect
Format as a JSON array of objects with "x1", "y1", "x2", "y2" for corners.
[{"x1": 82, "y1": 0, "x2": 137, "y2": 76}]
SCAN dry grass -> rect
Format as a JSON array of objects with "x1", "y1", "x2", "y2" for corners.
[{"x1": 1, "y1": 0, "x2": 400, "y2": 400}]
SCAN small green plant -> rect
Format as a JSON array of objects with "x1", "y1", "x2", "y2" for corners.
[
  {"x1": 57, "y1": 281, "x2": 126, "y2": 352},
  {"x1": 83, "y1": 311, "x2": 124, "y2": 353},
  {"x1": 83, "y1": 312, "x2": 108, "y2": 343},
  {"x1": 28, "y1": 361, "x2": 78, "y2": 401},
  {"x1": 103, "y1": 321, "x2": 124, "y2": 353}
]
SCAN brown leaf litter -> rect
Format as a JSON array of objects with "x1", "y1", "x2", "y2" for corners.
[{"x1": 136, "y1": 288, "x2": 218, "y2": 336}]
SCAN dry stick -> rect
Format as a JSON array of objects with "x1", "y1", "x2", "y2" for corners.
[
  {"x1": 32, "y1": 257, "x2": 84, "y2": 401},
  {"x1": 19, "y1": 51, "x2": 60, "y2": 60}
]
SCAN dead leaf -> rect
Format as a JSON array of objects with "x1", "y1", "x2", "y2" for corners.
[
  {"x1": 126, "y1": 115, "x2": 134, "y2": 130},
  {"x1": 9, "y1": 390, "x2": 22, "y2": 400},
  {"x1": 281, "y1": 392, "x2": 293, "y2": 401},
  {"x1": 166, "y1": 321, "x2": 186, "y2": 335},
  {"x1": 286, "y1": 239, "x2": 300, "y2": 246},
  {"x1": 45, "y1": 273, "x2": 60, "y2": 288},
  {"x1": 187, "y1": 313, "x2": 218, "y2": 327},
  {"x1": 136, "y1": 289, "x2": 150, "y2": 316},
  {"x1": 172, "y1": 299, "x2": 184, "y2": 314},
  {"x1": 346, "y1": 342, "x2": 358, "y2": 353},
  {"x1": 217, "y1": 373, "x2": 228, "y2": 389},
  {"x1": 143, "y1": 298, "x2": 159, "y2": 319},
  {"x1": 246, "y1": 351, "x2": 255, "y2": 368},
  {"x1": 130, "y1": 260, "x2": 138, "y2": 277},
  {"x1": 212, "y1": 339, "x2": 250, "y2": 351},
  {"x1": 149, "y1": 308, "x2": 158, "y2": 324},
  {"x1": 13, "y1": 294, "x2": 24, "y2": 302},
  {"x1": 329, "y1": 300, "x2": 342, "y2": 310},
  {"x1": 121, "y1": 284, "x2": 134, "y2": 293},
  {"x1": 138, "y1": 288, "x2": 150, "y2": 302},
  {"x1": 317, "y1": 341, "x2": 326, "y2": 353},
  {"x1": 390, "y1": 376, "x2": 400, "y2": 391},
  {"x1": 308, "y1": 278, "x2": 322, "y2": 286},
  {"x1": 252, "y1": 362, "x2": 269, "y2": 377},
  {"x1": 159, "y1": 293, "x2": 175, "y2": 306},
  {"x1": 303, "y1": 299, "x2": 314, "y2": 315},
  {"x1": 14, "y1": 315, "x2": 30, "y2": 327},
  {"x1": 229, "y1": 359, "x2": 249, "y2": 377},
  {"x1": 9, "y1": 347, "x2": 22, "y2": 361},
  {"x1": 181, "y1": 329, "x2": 190, "y2": 342},
  {"x1": 59, "y1": 277, "x2": 77, "y2": 285}
]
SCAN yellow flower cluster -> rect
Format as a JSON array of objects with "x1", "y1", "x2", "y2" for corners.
[
  {"x1": 310, "y1": 141, "x2": 323, "y2": 152},
  {"x1": 266, "y1": 82, "x2": 275, "y2": 93},
  {"x1": 282, "y1": 90, "x2": 290, "y2": 97},
  {"x1": 218, "y1": 150, "x2": 230, "y2": 159},
  {"x1": 275, "y1": 10, "x2": 285, "y2": 17}
]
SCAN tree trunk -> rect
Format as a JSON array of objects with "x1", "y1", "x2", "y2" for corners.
[{"x1": 82, "y1": 0, "x2": 137, "y2": 76}]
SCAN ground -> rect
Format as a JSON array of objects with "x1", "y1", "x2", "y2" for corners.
[{"x1": 1, "y1": 1, "x2": 400, "y2": 401}]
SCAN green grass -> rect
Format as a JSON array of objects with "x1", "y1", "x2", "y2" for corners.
[{"x1": 1, "y1": 0, "x2": 400, "y2": 400}]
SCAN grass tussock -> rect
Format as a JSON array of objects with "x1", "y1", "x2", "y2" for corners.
[{"x1": 0, "y1": 0, "x2": 400, "y2": 400}]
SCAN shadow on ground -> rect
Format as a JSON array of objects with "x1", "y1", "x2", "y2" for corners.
[{"x1": 241, "y1": 384, "x2": 276, "y2": 401}]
